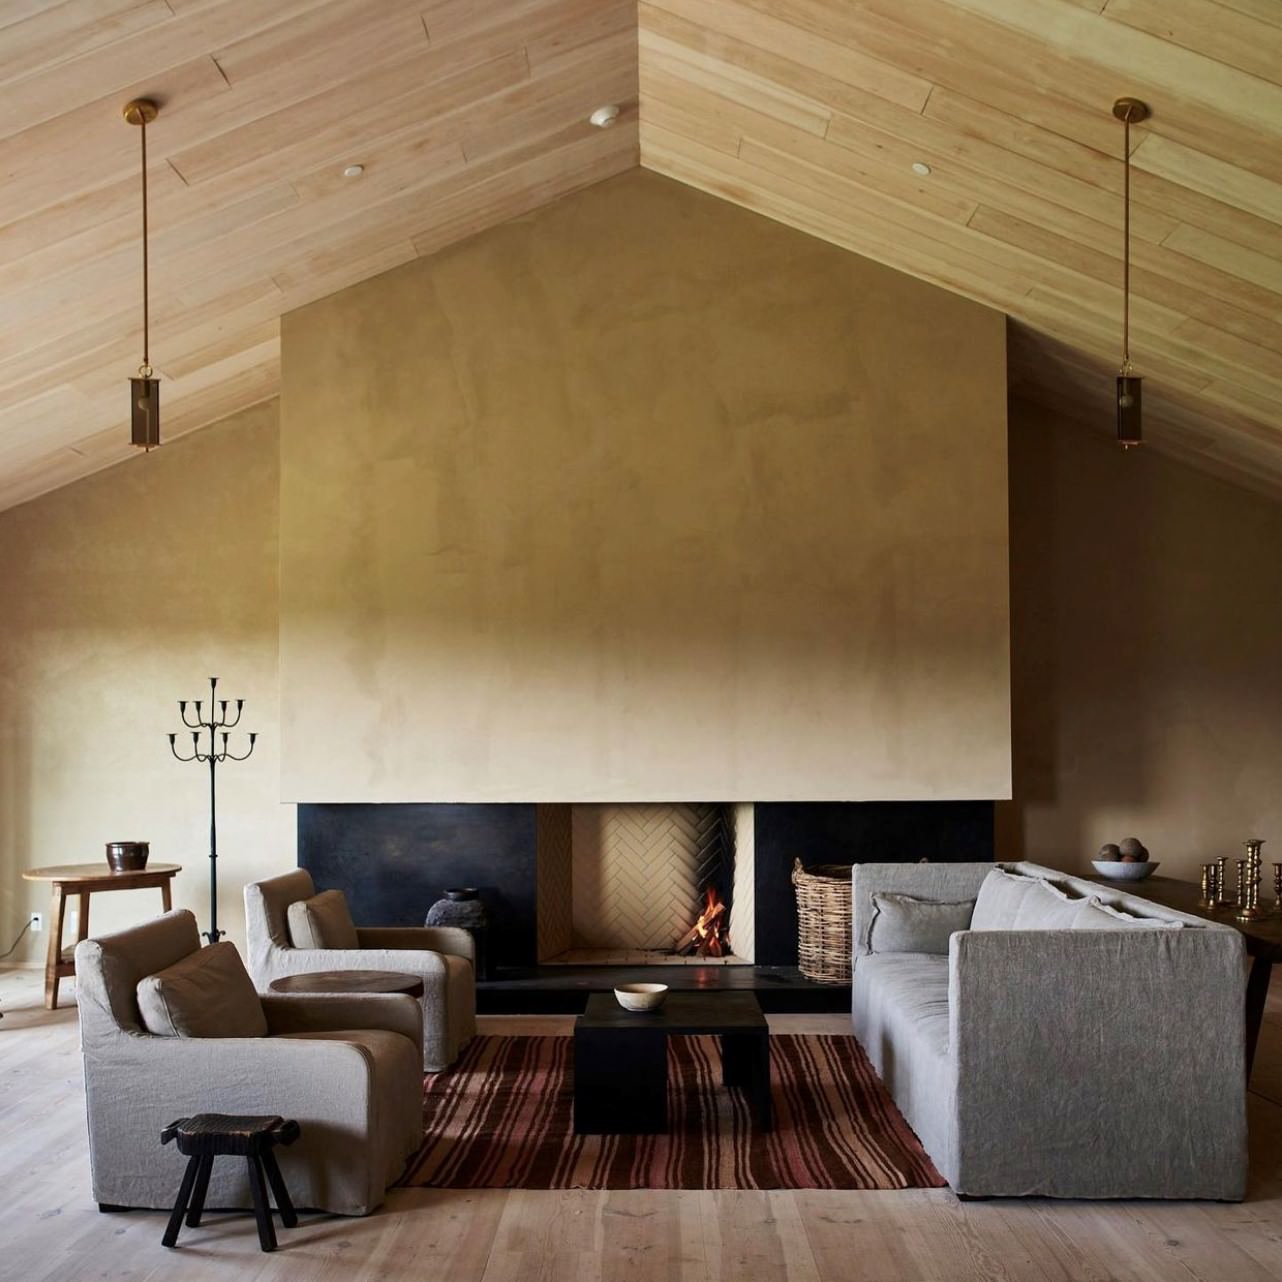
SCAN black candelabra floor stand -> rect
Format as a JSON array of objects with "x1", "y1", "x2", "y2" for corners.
[{"x1": 169, "y1": 677, "x2": 257, "y2": 944}]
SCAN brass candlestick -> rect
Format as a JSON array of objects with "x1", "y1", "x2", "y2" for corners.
[
  {"x1": 1214, "y1": 855, "x2": 1230, "y2": 908},
  {"x1": 1236, "y1": 839, "x2": 1267, "y2": 922},
  {"x1": 1199, "y1": 863, "x2": 1216, "y2": 908}
]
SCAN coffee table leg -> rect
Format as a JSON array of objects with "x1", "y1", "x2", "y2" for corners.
[
  {"x1": 44, "y1": 884, "x2": 67, "y2": 1011},
  {"x1": 575, "y1": 1027, "x2": 667, "y2": 1134},
  {"x1": 722, "y1": 1032, "x2": 772, "y2": 1130}
]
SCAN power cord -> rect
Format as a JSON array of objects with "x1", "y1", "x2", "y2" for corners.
[
  {"x1": 0, "y1": 918, "x2": 33, "y2": 960},
  {"x1": 0, "y1": 919, "x2": 35, "y2": 1023}
]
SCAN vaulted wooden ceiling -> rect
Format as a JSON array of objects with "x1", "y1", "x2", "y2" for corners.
[{"x1": 2, "y1": 0, "x2": 1281, "y2": 510}]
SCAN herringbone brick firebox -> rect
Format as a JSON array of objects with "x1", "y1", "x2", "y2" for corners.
[{"x1": 534, "y1": 803, "x2": 755, "y2": 964}]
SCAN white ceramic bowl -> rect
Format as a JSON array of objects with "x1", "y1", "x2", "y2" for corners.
[
  {"x1": 1091, "y1": 859, "x2": 1159, "y2": 881},
  {"x1": 614, "y1": 982, "x2": 669, "y2": 1012}
]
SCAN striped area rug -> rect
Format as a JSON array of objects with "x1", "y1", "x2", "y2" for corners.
[{"x1": 401, "y1": 1034, "x2": 944, "y2": 1190}]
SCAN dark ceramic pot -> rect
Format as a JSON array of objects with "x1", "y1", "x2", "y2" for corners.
[{"x1": 106, "y1": 841, "x2": 150, "y2": 872}]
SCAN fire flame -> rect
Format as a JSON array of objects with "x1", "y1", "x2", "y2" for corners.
[{"x1": 679, "y1": 886, "x2": 728, "y2": 958}]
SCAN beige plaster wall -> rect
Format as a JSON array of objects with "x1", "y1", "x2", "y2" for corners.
[
  {"x1": 0, "y1": 401, "x2": 292, "y2": 965},
  {"x1": 1000, "y1": 401, "x2": 1282, "y2": 883},
  {"x1": 279, "y1": 170, "x2": 1011, "y2": 803}
]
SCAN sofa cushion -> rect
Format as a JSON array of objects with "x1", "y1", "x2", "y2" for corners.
[
  {"x1": 969, "y1": 868, "x2": 1041, "y2": 930},
  {"x1": 1072, "y1": 897, "x2": 1185, "y2": 930},
  {"x1": 287, "y1": 889, "x2": 360, "y2": 950},
  {"x1": 136, "y1": 941, "x2": 268, "y2": 1038},
  {"x1": 1013, "y1": 879, "x2": 1085, "y2": 930},
  {"x1": 868, "y1": 893, "x2": 975, "y2": 955},
  {"x1": 854, "y1": 953, "x2": 951, "y2": 1061}
]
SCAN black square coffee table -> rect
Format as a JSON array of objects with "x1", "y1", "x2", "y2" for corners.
[{"x1": 573, "y1": 991, "x2": 771, "y2": 1134}]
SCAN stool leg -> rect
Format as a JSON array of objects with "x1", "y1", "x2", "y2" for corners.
[
  {"x1": 185, "y1": 1154, "x2": 214, "y2": 1227},
  {"x1": 162, "y1": 1155, "x2": 201, "y2": 1248},
  {"x1": 260, "y1": 1148, "x2": 298, "y2": 1229},
  {"x1": 246, "y1": 1156, "x2": 277, "y2": 1252}
]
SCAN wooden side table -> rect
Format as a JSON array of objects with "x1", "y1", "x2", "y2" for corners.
[{"x1": 22, "y1": 863, "x2": 182, "y2": 1010}]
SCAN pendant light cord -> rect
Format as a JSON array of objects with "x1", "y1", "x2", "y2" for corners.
[
  {"x1": 140, "y1": 114, "x2": 150, "y2": 377},
  {"x1": 1121, "y1": 111, "x2": 1131, "y2": 374}
]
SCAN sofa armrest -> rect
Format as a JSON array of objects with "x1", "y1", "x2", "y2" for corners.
[
  {"x1": 947, "y1": 928, "x2": 1247, "y2": 1198},
  {"x1": 357, "y1": 926, "x2": 475, "y2": 964},
  {"x1": 262, "y1": 992, "x2": 423, "y2": 1046}
]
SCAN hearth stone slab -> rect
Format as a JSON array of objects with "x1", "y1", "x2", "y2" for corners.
[{"x1": 544, "y1": 948, "x2": 751, "y2": 966}]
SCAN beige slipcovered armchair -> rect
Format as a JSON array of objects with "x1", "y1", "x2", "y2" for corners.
[
  {"x1": 76, "y1": 910, "x2": 422, "y2": 1216},
  {"x1": 245, "y1": 869, "x2": 476, "y2": 1072}
]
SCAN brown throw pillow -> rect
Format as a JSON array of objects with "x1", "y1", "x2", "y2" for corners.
[
  {"x1": 286, "y1": 889, "x2": 360, "y2": 950},
  {"x1": 136, "y1": 941, "x2": 268, "y2": 1038}
]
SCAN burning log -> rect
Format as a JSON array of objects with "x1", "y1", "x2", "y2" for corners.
[{"x1": 676, "y1": 887, "x2": 729, "y2": 957}]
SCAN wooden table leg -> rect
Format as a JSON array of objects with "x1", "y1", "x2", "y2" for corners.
[
  {"x1": 77, "y1": 892, "x2": 90, "y2": 944},
  {"x1": 161, "y1": 879, "x2": 172, "y2": 912},
  {"x1": 1245, "y1": 956, "x2": 1272, "y2": 1081},
  {"x1": 44, "y1": 884, "x2": 67, "y2": 1011}
]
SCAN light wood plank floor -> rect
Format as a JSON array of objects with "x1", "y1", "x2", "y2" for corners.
[{"x1": 2, "y1": 967, "x2": 1280, "y2": 1282}]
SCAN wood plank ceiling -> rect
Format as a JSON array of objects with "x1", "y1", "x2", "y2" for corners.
[
  {"x1": 640, "y1": 0, "x2": 1282, "y2": 497},
  {"x1": 0, "y1": 0, "x2": 639, "y2": 511},
  {"x1": 1, "y1": 0, "x2": 1281, "y2": 509}
]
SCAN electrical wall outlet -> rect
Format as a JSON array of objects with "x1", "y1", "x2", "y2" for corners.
[{"x1": 30, "y1": 912, "x2": 43, "y2": 933}]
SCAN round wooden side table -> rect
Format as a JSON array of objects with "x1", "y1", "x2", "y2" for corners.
[
  {"x1": 267, "y1": 969, "x2": 426, "y2": 999},
  {"x1": 22, "y1": 863, "x2": 182, "y2": 1010}
]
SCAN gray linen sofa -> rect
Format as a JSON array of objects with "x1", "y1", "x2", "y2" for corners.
[
  {"x1": 851, "y1": 861, "x2": 1247, "y2": 1200},
  {"x1": 77, "y1": 910, "x2": 423, "y2": 1215},
  {"x1": 245, "y1": 869, "x2": 476, "y2": 1072}
]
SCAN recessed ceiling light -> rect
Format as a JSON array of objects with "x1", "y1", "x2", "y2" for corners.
[
  {"x1": 588, "y1": 104, "x2": 620, "y2": 129},
  {"x1": 911, "y1": 161, "x2": 932, "y2": 176},
  {"x1": 342, "y1": 164, "x2": 365, "y2": 178}
]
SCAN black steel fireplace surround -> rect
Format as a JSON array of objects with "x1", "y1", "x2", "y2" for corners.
[{"x1": 297, "y1": 801, "x2": 993, "y2": 1012}]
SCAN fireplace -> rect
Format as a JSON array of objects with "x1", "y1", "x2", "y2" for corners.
[
  {"x1": 533, "y1": 803, "x2": 749, "y2": 965},
  {"x1": 296, "y1": 800, "x2": 995, "y2": 978}
]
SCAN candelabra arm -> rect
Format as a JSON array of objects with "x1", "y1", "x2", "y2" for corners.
[
  {"x1": 224, "y1": 738, "x2": 257, "y2": 763},
  {"x1": 179, "y1": 703, "x2": 204, "y2": 730},
  {"x1": 219, "y1": 700, "x2": 244, "y2": 729}
]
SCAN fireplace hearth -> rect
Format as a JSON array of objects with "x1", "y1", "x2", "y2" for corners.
[{"x1": 297, "y1": 799, "x2": 994, "y2": 1003}]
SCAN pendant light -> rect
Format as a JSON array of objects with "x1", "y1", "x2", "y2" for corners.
[
  {"x1": 1112, "y1": 96, "x2": 1149, "y2": 450},
  {"x1": 124, "y1": 97, "x2": 160, "y2": 451}
]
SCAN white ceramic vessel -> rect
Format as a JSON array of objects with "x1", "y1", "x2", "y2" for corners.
[
  {"x1": 614, "y1": 982, "x2": 669, "y2": 1011},
  {"x1": 1091, "y1": 859, "x2": 1159, "y2": 881}
]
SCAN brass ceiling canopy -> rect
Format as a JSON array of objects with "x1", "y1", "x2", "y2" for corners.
[
  {"x1": 122, "y1": 97, "x2": 159, "y2": 127},
  {"x1": 1111, "y1": 96, "x2": 1150, "y2": 126}
]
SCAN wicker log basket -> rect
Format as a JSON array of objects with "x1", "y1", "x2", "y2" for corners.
[{"x1": 791, "y1": 858, "x2": 854, "y2": 985}]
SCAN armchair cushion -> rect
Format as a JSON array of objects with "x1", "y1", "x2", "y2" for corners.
[
  {"x1": 136, "y1": 941, "x2": 268, "y2": 1039},
  {"x1": 287, "y1": 889, "x2": 360, "y2": 950}
]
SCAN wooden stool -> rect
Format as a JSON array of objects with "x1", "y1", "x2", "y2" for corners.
[{"x1": 160, "y1": 1114, "x2": 300, "y2": 1252}]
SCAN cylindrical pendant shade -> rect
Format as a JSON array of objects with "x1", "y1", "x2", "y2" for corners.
[
  {"x1": 1116, "y1": 374, "x2": 1142, "y2": 448},
  {"x1": 130, "y1": 376, "x2": 160, "y2": 450}
]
